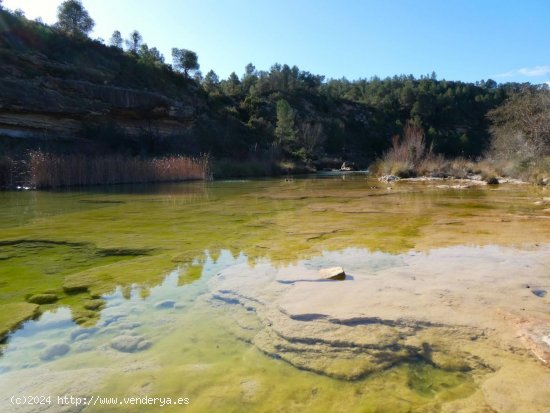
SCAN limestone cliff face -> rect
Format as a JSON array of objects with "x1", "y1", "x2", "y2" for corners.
[{"x1": 0, "y1": 75, "x2": 204, "y2": 141}]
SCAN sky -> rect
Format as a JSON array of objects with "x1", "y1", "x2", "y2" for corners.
[{"x1": 3, "y1": 0, "x2": 550, "y2": 85}]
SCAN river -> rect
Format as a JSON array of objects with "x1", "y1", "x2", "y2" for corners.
[{"x1": 1, "y1": 176, "x2": 549, "y2": 412}]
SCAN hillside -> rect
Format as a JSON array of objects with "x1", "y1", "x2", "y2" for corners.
[{"x1": 0, "y1": 7, "x2": 542, "y2": 182}]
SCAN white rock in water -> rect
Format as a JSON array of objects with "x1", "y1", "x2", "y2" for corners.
[{"x1": 319, "y1": 267, "x2": 346, "y2": 280}]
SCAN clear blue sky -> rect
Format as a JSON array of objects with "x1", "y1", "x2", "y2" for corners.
[{"x1": 4, "y1": 0, "x2": 550, "y2": 85}]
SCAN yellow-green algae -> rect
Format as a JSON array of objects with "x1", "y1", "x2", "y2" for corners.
[{"x1": 0, "y1": 177, "x2": 549, "y2": 412}]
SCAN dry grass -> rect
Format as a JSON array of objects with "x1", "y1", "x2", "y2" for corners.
[{"x1": 28, "y1": 152, "x2": 210, "y2": 188}]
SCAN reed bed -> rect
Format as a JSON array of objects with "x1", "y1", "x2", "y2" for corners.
[{"x1": 28, "y1": 151, "x2": 210, "y2": 188}]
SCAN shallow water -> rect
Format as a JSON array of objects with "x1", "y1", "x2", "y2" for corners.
[{"x1": 0, "y1": 176, "x2": 549, "y2": 412}]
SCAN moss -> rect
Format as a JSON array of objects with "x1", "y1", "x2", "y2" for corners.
[{"x1": 0, "y1": 302, "x2": 39, "y2": 341}]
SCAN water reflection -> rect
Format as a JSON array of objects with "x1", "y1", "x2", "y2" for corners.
[
  {"x1": 0, "y1": 243, "x2": 549, "y2": 412},
  {"x1": 0, "y1": 249, "x2": 246, "y2": 374},
  {"x1": 1, "y1": 178, "x2": 549, "y2": 412}
]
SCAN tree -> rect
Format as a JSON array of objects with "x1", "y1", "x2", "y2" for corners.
[
  {"x1": 138, "y1": 44, "x2": 164, "y2": 66},
  {"x1": 193, "y1": 70, "x2": 203, "y2": 83},
  {"x1": 223, "y1": 72, "x2": 241, "y2": 96},
  {"x1": 300, "y1": 121, "x2": 326, "y2": 159},
  {"x1": 56, "y1": 0, "x2": 95, "y2": 38},
  {"x1": 245, "y1": 63, "x2": 256, "y2": 77},
  {"x1": 242, "y1": 63, "x2": 258, "y2": 93},
  {"x1": 488, "y1": 87, "x2": 550, "y2": 159},
  {"x1": 203, "y1": 70, "x2": 220, "y2": 94},
  {"x1": 109, "y1": 30, "x2": 123, "y2": 49},
  {"x1": 275, "y1": 99, "x2": 297, "y2": 154},
  {"x1": 126, "y1": 30, "x2": 142, "y2": 54},
  {"x1": 171, "y1": 48, "x2": 199, "y2": 77}
]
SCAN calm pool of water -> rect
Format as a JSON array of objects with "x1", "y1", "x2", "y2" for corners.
[{"x1": 1, "y1": 176, "x2": 549, "y2": 412}]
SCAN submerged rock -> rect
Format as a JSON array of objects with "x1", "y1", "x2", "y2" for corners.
[
  {"x1": 110, "y1": 335, "x2": 151, "y2": 353},
  {"x1": 70, "y1": 327, "x2": 99, "y2": 342},
  {"x1": 519, "y1": 323, "x2": 550, "y2": 364},
  {"x1": 74, "y1": 342, "x2": 95, "y2": 353},
  {"x1": 378, "y1": 175, "x2": 400, "y2": 183},
  {"x1": 319, "y1": 266, "x2": 346, "y2": 280},
  {"x1": 40, "y1": 343, "x2": 70, "y2": 361},
  {"x1": 154, "y1": 300, "x2": 176, "y2": 309},
  {"x1": 532, "y1": 289, "x2": 547, "y2": 298},
  {"x1": 117, "y1": 321, "x2": 141, "y2": 330},
  {"x1": 27, "y1": 293, "x2": 58, "y2": 304}
]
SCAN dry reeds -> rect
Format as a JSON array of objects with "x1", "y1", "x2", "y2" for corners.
[{"x1": 28, "y1": 151, "x2": 210, "y2": 188}]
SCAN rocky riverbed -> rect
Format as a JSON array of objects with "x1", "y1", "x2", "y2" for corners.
[{"x1": 209, "y1": 245, "x2": 550, "y2": 412}]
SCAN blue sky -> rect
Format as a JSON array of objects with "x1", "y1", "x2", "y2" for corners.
[{"x1": 4, "y1": 0, "x2": 550, "y2": 85}]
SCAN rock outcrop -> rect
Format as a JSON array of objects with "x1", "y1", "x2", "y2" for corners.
[
  {"x1": 0, "y1": 76, "x2": 201, "y2": 141},
  {"x1": 205, "y1": 245, "x2": 550, "y2": 412}
]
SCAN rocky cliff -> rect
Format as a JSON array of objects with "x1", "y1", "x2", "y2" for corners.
[
  {"x1": 0, "y1": 12, "x2": 206, "y2": 152},
  {"x1": 0, "y1": 59, "x2": 203, "y2": 142}
]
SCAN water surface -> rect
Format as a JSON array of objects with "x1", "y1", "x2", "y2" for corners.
[{"x1": 1, "y1": 176, "x2": 549, "y2": 412}]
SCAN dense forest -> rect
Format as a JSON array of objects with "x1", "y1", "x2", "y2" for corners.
[{"x1": 0, "y1": 1, "x2": 548, "y2": 185}]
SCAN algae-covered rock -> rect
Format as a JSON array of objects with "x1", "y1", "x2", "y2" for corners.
[
  {"x1": 62, "y1": 281, "x2": 89, "y2": 294},
  {"x1": 0, "y1": 302, "x2": 40, "y2": 341},
  {"x1": 83, "y1": 299, "x2": 105, "y2": 310},
  {"x1": 72, "y1": 309, "x2": 100, "y2": 326},
  {"x1": 27, "y1": 293, "x2": 58, "y2": 304},
  {"x1": 39, "y1": 343, "x2": 70, "y2": 361}
]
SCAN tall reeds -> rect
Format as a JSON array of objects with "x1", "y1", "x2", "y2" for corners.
[{"x1": 27, "y1": 151, "x2": 209, "y2": 188}]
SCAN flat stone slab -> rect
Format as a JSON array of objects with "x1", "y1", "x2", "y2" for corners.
[{"x1": 319, "y1": 266, "x2": 346, "y2": 280}]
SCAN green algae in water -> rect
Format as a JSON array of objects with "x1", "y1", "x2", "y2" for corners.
[
  {"x1": 0, "y1": 177, "x2": 549, "y2": 412},
  {"x1": 407, "y1": 362, "x2": 473, "y2": 399},
  {"x1": 85, "y1": 293, "x2": 477, "y2": 413},
  {"x1": 0, "y1": 240, "x2": 149, "y2": 304}
]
